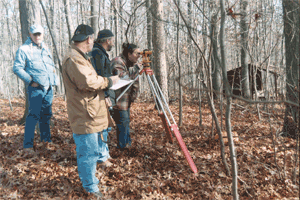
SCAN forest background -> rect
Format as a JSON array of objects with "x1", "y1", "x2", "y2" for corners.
[{"x1": 0, "y1": 0, "x2": 299, "y2": 199}]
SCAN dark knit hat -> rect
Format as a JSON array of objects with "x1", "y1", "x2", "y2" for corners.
[
  {"x1": 71, "y1": 24, "x2": 94, "y2": 42},
  {"x1": 97, "y1": 29, "x2": 114, "y2": 40}
]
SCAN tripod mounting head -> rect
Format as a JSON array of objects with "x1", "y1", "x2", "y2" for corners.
[{"x1": 141, "y1": 49, "x2": 152, "y2": 67}]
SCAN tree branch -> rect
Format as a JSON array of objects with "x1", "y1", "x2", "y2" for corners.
[{"x1": 39, "y1": 0, "x2": 62, "y2": 73}]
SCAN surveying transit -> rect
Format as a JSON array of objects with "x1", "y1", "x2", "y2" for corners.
[{"x1": 116, "y1": 49, "x2": 198, "y2": 173}]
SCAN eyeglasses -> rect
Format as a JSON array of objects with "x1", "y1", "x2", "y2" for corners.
[{"x1": 33, "y1": 33, "x2": 42, "y2": 36}]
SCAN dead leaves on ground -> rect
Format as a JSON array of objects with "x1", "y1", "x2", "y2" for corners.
[{"x1": 0, "y1": 97, "x2": 298, "y2": 199}]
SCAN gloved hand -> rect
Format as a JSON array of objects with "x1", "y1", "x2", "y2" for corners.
[{"x1": 110, "y1": 75, "x2": 120, "y2": 85}]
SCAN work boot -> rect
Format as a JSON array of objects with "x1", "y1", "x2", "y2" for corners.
[
  {"x1": 129, "y1": 129, "x2": 135, "y2": 134},
  {"x1": 23, "y1": 148, "x2": 36, "y2": 157},
  {"x1": 91, "y1": 191, "x2": 103, "y2": 199}
]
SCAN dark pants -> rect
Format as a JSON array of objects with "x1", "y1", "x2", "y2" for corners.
[
  {"x1": 113, "y1": 108, "x2": 131, "y2": 148},
  {"x1": 23, "y1": 86, "x2": 53, "y2": 148}
]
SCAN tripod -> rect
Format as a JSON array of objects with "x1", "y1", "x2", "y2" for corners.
[{"x1": 116, "y1": 50, "x2": 197, "y2": 174}]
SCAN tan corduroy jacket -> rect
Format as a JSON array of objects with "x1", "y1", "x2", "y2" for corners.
[{"x1": 62, "y1": 45, "x2": 113, "y2": 134}]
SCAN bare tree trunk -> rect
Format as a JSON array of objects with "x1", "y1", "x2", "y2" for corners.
[
  {"x1": 113, "y1": 0, "x2": 118, "y2": 56},
  {"x1": 152, "y1": 0, "x2": 169, "y2": 103},
  {"x1": 282, "y1": 0, "x2": 300, "y2": 183},
  {"x1": 176, "y1": 0, "x2": 183, "y2": 126},
  {"x1": 210, "y1": 13, "x2": 221, "y2": 99},
  {"x1": 63, "y1": 0, "x2": 74, "y2": 43},
  {"x1": 103, "y1": 0, "x2": 106, "y2": 29},
  {"x1": 80, "y1": 2, "x2": 85, "y2": 24},
  {"x1": 187, "y1": 0, "x2": 192, "y2": 89},
  {"x1": 198, "y1": 0, "x2": 207, "y2": 127},
  {"x1": 18, "y1": 0, "x2": 30, "y2": 125},
  {"x1": 201, "y1": 80, "x2": 231, "y2": 175},
  {"x1": 220, "y1": 0, "x2": 238, "y2": 199},
  {"x1": 253, "y1": 4, "x2": 262, "y2": 120},
  {"x1": 146, "y1": 0, "x2": 152, "y2": 50},
  {"x1": 28, "y1": 0, "x2": 41, "y2": 25},
  {"x1": 297, "y1": 0, "x2": 300, "y2": 186},
  {"x1": 18, "y1": 0, "x2": 29, "y2": 44},
  {"x1": 240, "y1": 0, "x2": 251, "y2": 98},
  {"x1": 283, "y1": 0, "x2": 299, "y2": 116},
  {"x1": 110, "y1": 3, "x2": 113, "y2": 31},
  {"x1": 130, "y1": 0, "x2": 137, "y2": 43},
  {"x1": 91, "y1": 0, "x2": 99, "y2": 38},
  {"x1": 3, "y1": 62, "x2": 13, "y2": 111},
  {"x1": 119, "y1": 0, "x2": 123, "y2": 54}
]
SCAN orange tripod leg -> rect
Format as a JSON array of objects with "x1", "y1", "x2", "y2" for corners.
[
  {"x1": 171, "y1": 124, "x2": 198, "y2": 173},
  {"x1": 159, "y1": 112, "x2": 173, "y2": 143}
]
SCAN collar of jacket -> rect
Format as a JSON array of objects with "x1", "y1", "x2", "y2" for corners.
[
  {"x1": 25, "y1": 37, "x2": 45, "y2": 49},
  {"x1": 71, "y1": 44, "x2": 90, "y2": 60},
  {"x1": 93, "y1": 43, "x2": 109, "y2": 58}
]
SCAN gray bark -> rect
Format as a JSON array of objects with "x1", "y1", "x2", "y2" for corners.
[
  {"x1": 103, "y1": 0, "x2": 106, "y2": 29},
  {"x1": 18, "y1": 0, "x2": 29, "y2": 44},
  {"x1": 113, "y1": 0, "x2": 118, "y2": 56},
  {"x1": 119, "y1": 0, "x2": 123, "y2": 54},
  {"x1": 28, "y1": 0, "x2": 41, "y2": 25},
  {"x1": 130, "y1": 0, "x2": 137, "y2": 43},
  {"x1": 210, "y1": 13, "x2": 222, "y2": 99},
  {"x1": 146, "y1": 0, "x2": 152, "y2": 49},
  {"x1": 91, "y1": 0, "x2": 99, "y2": 38},
  {"x1": 283, "y1": 0, "x2": 299, "y2": 106},
  {"x1": 187, "y1": 0, "x2": 192, "y2": 88},
  {"x1": 63, "y1": 0, "x2": 74, "y2": 43},
  {"x1": 176, "y1": 0, "x2": 183, "y2": 126},
  {"x1": 240, "y1": 0, "x2": 251, "y2": 98},
  {"x1": 282, "y1": 0, "x2": 299, "y2": 183},
  {"x1": 282, "y1": 0, "x2": 299, "y2": 134},
  {"x1": 152, "y1": 0, "x2": 169, "y2": 103}
]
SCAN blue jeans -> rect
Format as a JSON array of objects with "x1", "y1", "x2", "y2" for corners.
[
  {"x1": 73, "y1": 129, "x2": 111, "y2": 193},
  {"x1": 23, "y1": 86, "x2": 53, "y2": 148},
  {"x1": 113, "y1": 109, "x2": 131, "y2": 148}
]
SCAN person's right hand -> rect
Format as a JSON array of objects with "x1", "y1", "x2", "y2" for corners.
[
  {"x1": 31, "y1": 82, "x2": 39, "y2": 87},
  {"x1": 110, "y1": 75, "x2": 120, "y2": 85}
]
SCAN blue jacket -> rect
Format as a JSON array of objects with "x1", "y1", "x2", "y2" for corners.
[
  {"x1": 13, "y1": 37, "x2": 59, "y2": 89},
  {"x1": 90, "y1": 43, "x2": 113, "y2": 77},
  {"x1": 90, "y1": 43, "x2": 115, "y2": 106}
]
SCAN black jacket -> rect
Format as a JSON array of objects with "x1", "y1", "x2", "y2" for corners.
[{"x1": 90, "y1": 43, "x2": 116, "y2": 106}]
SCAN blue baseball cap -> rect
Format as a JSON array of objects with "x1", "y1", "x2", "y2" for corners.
[{"x1": 30, "y1": 24, "x2": 44, "y2": 34}]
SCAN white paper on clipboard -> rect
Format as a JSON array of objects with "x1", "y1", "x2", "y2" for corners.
[{"x1": 110, "y1": 79, "x2": 134, "y2": 90}]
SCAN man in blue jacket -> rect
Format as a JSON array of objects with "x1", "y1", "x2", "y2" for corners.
[
  {"x1": 90, "y1": 29, "x2": 115, "y2": 166},
  {"x1": 13, "y1": 24, "x2": 59, "y2": 153},
  {"x1": 91, "y1": 29, "x2": 115, "y2": 107}
]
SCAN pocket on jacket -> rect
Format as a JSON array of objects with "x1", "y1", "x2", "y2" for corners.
[{"x1": 87, "y1": 93, "x2": 101, "y2": 118}]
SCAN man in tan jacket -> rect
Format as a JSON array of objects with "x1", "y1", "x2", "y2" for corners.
[{"x1": 62, "y1": 24, "x2": 119, "y2": 198}]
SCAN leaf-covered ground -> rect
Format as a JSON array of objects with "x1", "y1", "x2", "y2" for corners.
[{"x1": 0, "y1": 97, "x2": 298, "y2": 199}]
